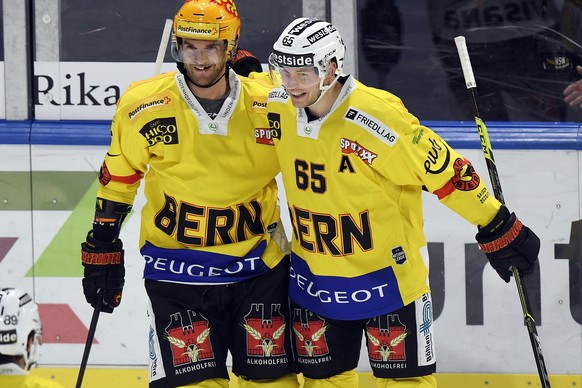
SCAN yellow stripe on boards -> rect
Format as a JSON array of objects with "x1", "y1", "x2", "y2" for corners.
[{"x1": 30, "y1": 368, "x2": 581, "y2": 388}]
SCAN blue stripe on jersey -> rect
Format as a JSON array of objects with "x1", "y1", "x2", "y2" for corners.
[
  {"x1": 289, "y1": 253, "x2": 405, "y2": 320},
  {"x1": 141, "y1": 240, "x2": 269, "y2": 283}
]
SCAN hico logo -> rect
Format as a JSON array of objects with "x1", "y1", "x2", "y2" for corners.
[
  {"x1": 260, "y1": 112, "x2": 282, "y2": 145},
  {"x1": 139, "y1": 117, "x2": 179, "y2": 146}
]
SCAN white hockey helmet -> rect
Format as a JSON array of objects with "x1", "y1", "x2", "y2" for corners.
[
  {"x1": 0, "y1": 288, "x2": 42, "y2": 370},
  {"x1": 269, "y1": 18, "x2": 346, "y2": 90}
]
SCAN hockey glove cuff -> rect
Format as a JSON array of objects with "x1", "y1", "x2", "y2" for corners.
[
  {"x1": 81, "y1": 231, "x2": 125, "y2": 313},
  {"x1": 475, "y1": 206, "x2": 540, "y2": 283},
  {"x1": 230, "y1": 49, "x2": 262, "y2": 77}
]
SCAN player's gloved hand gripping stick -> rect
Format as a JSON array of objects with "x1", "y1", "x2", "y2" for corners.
[{"x1": 454, "y1": 36, "x2": 551, "y2": 388}]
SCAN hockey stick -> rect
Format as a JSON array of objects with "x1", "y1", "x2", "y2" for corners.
[
  {"x1": 454, "y1": 36, "x2": 551, "y2": 388},
  {"x1": 75, "y1": 290, "x2": 103, "y2": 388},
  {"x1": 154, "y1": 19, "x2": 173, "y2": 75}
]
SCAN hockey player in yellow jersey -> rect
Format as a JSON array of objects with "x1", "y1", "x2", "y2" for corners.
[
  {"x1": 267, "y1": 18, "x2": 541, "y2": 388},
  {"x1": 80, "y1": 1, "x2": 298, "y2": 387},
  {"x1": 0, "y1": 288, "x2": 64, "y2": 388}
]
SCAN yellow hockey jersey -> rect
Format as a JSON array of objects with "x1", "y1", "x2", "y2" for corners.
[
  {"x1": 98, "y1": 69, "x2": 288, "y2": 284},
  {"x1": 0, "y1": 363, "x2": 64, "y2": 388},
  {"x1": 268, "y1": 76, "x2": 501, "y2": 319}
]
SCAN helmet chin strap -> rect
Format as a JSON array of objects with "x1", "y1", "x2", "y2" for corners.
[
  {"x1": 176, "y1": 62, "x2": 228, "y2": 89},
  {"x1": 307, "y1": 75, "x2": 339, "y2": 108}
]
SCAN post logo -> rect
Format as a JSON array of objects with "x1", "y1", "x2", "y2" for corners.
[
  {"x1": 251, "y1": 97, "x2": 267, "y2": 110},
  {"x1": 175, "y1": 21, "x2": 219, "y2": 39},
  {"x1": 128, "y1": 95, "x2": 171, "y2": 120}
]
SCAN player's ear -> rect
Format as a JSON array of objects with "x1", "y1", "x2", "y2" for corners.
[{"x1": 324, "y1": 60, "x2": 337, "y2": 84}]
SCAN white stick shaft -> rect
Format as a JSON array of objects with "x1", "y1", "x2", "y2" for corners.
[
  {"x1": 154, "y1": 19, "x2": 173, "y2": 75},
  {"x1": 454, "y1": 36, "x2": 476, "y2": 89}
]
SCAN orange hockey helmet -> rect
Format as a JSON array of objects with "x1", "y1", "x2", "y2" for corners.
[{"x1": 173, "y1": 0, "x2": 241, "y2": 61}]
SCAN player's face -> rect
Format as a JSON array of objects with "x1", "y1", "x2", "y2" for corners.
[
  {"x1": 278, "y1": 66, "x2": 322, "y2": 108},
  {"x1": 180, "y1": 38, "x2": 227, "y2": 87}
]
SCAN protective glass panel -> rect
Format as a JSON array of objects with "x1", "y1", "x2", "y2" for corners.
[{"x1": 356, "y1": 0, "x2": 582, "y2": 122}]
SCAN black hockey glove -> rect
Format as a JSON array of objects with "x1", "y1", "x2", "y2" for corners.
[
  {"x1": 230, "y1": 49, "x2": 262, "y2": 77},
  {"x1": 81, "y1": 231, "x2": 125, "y2": 313},
  {"x1": 475, "y1": 205, "x2": 540, "y2": 283}
]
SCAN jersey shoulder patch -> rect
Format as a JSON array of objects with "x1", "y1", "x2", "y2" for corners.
[{"x1": 344, "y1": 106, "x2": 399, "y2": 147}]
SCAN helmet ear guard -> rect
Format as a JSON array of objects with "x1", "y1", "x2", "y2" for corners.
[{"x1": 0, "y1": 288, "x2": 43, "y2": 370}]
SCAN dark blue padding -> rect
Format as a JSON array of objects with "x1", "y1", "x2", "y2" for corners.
[{"x1": 0, "y1": 120, "x2": 581, "y2": 149}]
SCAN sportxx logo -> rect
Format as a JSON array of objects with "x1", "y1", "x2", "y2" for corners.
[
  {"x1": 340, "y1": 137, "x2": 377, "y2": 165},
  {"x1": 255, "y1": 128, "x2": 278, "y2": 146}
]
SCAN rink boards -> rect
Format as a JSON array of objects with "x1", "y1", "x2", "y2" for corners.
[{"x1": 0, "y1": 120, "x2": 580, "y2": 386}]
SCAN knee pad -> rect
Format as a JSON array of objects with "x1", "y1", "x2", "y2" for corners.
[
  {"x1": 303, "y1": 368, "x2": 358, "y2": 388},
  {"x1": 375, "y1": 374, "x2": 437, "y2": 388},
  {"x1": 238, "y1": 373, "x2": 299, "y2": 388}
]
